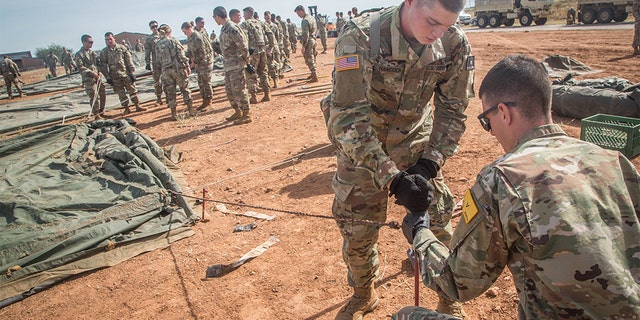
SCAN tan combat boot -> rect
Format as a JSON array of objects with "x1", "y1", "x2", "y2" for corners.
[
  {"x1": 123, "y1": 106, "x2": 132, "y2": 115},
  {"x1": 634, "y1": 46, "x2": 640, "y2": 56},
  {"x1": 135, "y1": 103, "x2": 147, "y2": 112},
  {"x1": 309, "y1": 72, "x2": 319, "y2": 83},
  {"x1": 225, "y1": 108, "x2": 242, "y2": 121},
  {"x1": 198, "y1": 98, "x2": 211, "y2": 111},
  {"x1": 233, "y1": 109, "x2": 252, "y2": 125},
  {"x1": 169, "y1": 106, "x2": 178, "y2": 120},
  {"x1": 272, "y1": 77, "x2": 278, "y2": 88},
  {"x1": 249, "y1": 93, "x2": 258, "y2": 104},
  {"x1": 187, "y1": 101, "x2": 197, "y2": 117},
  {"x1": 335, "y1": 286, "x2": 378, "y2": 320},
  {"x1": 436, "y1": 296, "x2": 467, "y2": 319},
  {"x1": 155, "y1": 96, "x2": 163, "y2": 106},
  {"x1": 261, "y1": 91, "x2": 271, "y2": 102}
]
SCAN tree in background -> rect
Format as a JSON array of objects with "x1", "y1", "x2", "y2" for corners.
[{"x1": 34, "y1": 43, "x2": 72, "y2": 61}]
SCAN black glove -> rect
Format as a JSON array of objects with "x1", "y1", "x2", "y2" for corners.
[
  {"x1": 145, "y1": 64, "x2": 151, "y2": 71},
  {"x1": 106, "y1": 79, "x2": 113, "y2": 85},
  {"x1": 129, "y1": 74, "x2": 136, "y2": 82},
  {"x1": 249, "y1": 48, "x2": 255, "y2": 55},
  {"x1": 245, "y1": 64, "x2": 256, "y2": 74},
  {"x1": 406, "y1": 158, "x2": 440, "y2": 180},
  {"x1": 389, "y1": 172, "x2": 434, "y2": 213},
  {"x1": 402, "y1": 211, "x2": 430, "y2": 244}
]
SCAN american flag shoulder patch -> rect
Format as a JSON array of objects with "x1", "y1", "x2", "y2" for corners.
[{"x1": 335, "y1": 55, "x2": 360, "y2": 71}]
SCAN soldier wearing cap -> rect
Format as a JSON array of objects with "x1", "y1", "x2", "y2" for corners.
[
  {"x1": 294, "y1": 5, "x2": 318, "y2": 82},
  {"x1": 145, "y1": 20, "x2": 164, "y2": 105}
]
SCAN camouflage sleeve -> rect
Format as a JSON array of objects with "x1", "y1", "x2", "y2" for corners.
[
  {"x1": 328, "y1": 26, "x2": 399, "y2": 189},
  {"x1": 264, "y1": 23, "x2": 275, "y2": 48},
  {"x1": 174, "y1": 39, "x2": 189, "y2": 67},
  {"x1": 300, "y1": 20, "x2": 309, "y2": 45},
  {"x1": 424, "y1": 27, "x2": 475, "y2": 167},
  {"x1": 144, "y1": 36, "x2": 152, "y2": 64},
  {"x1": 232, "y1": 26, "x2": 249, "y2": 61},
  {"x1": 74, "y1": 52, "x2": 95, "y2": 78},
  {"x1": 98, "y1": 50, "x2": 109, "y2": 79},
  {"x1": 123, "y1": 46, "x2": 135, "y2": 75},
  {"x1": 413, "y1": 166, "x2": 510, "y2": 302}
]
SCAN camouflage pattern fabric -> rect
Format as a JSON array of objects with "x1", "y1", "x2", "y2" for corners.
[
  {"x1": 414, "y1": 124, "x2": 640, "y2": 319},
  {"x1": 61, "y1": 49, "x2": 76, "y2": 74},
  {"x1": 219, "y1": 20, "x2": 250, "y2": 112},
  {"x1": 187, "y1": 31, "x2": 213, "y2": 101},
  {"x1": 156, "y1": 36, "x2": 192, "y2": 110},
  {"x1": 336, "y1": 16, "x2": 346, "y2": 33},
  {"x1": 633, "y1": 0, "x2": 640, "y2": 48},
  {"x1": 300, "y1": 13, "x2": 317, "y2": 73},
  {"x1": 322, "y1": 4, "x2": 474, "y2": 288},
  {"x1": 196, "y1": 27, "x2": 215, "y2": 57},
  {"x1": 266, "y1": 20, "x2": 282, "y2": 79},
  {"x1": 317, "y1": 15, "x2": 328, "y2": 52},
  {"x1": 74, "y1": 47, "x2": 106, "y2": 114},
  {"x1": 241, "y1": 19, "x2": 270, "y2": 95},
  {"x1": 392, "y1": 306, "x2": 461, "y2": 320},
  {"x1": 100, "y1": 44, "x2": 138, "y2": 107},
  {"x1": 1, "y1": 57, "x2": 22, "y2": 98},
  {"x1": 278, "y1": 19, "x2": 291, "y2": 63},
  {"x1": 145, "y1": 32, "x2": 163, "y2": 99},
  {"x1": 287, "y1": 21, "x2": 298, "y2": 53},
  {"x1": 44, "y1": 53, "x2": 59, "y2": 77}
]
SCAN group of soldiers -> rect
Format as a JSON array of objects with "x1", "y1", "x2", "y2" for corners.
[{"x1": 42, "y1": 48, "x2": 78, "y2": 78}]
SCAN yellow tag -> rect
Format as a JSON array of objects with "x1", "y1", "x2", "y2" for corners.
[{"x1": 462, "y1": 189, "x2": 478, "y2": 224}]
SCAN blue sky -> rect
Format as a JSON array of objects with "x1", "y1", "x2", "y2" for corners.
[{"x1": 0, "y1": 0, "x2": 474, "y2": 55}]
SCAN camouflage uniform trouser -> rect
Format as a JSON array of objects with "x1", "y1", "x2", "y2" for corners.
[
  {"x1": 267, "y1": 46, "x2": 282, "y2": 79},
  {"x1": 247, "y1": 50, "x2": 269, "y2": 95},
  {"x1": 279, "y1": 43, "x2": 291, "y2": 69},
  {"x1": 282, "y1": 36, "x2": 291, "y2": 59},
  {"x1": 319, "y1": 29, "x2": 328, "y2": 52},
  {"x1": 634, "y1": 20, "x2": 640, "y2": 47},
  {"x1": 161, "y1": 68, "x2": 192, "y2": 110},
  {"x1": 289, "y1": 36, "x2": 297, "y2": 53},
  {"x1": 196, "y1": 61, "x2": 213, "y2": 100},
  {"x1": 64, "y1": 61, "x2": 75, "y2": 74},
  {"x1": 83, "y1": 78, "x2": 106, "y2": 115},
  {"x1": 152, "y1": 62, "x2": 163, "y2": 99},
  {"x1": 332, "y1": 151, "x2": 455, "y2": 288},
  {"x1": 303, "y1": 39, "x2": 317, "y2": 72},
  {"x1": 48, "y1": 65, "x2": 57, "y2": 77},
  {"x1": 112, "y1": 76, "x2": 139, "y2": 107},
  {"x1": 3, "y1": 74, "x2": 22, "y2": 98},
  {"x1": 392, "y1": 306, "x2": 461, "y2": 320},
  {"x1": 224, "y1": 67, "x2": 249, "y2": 112}
]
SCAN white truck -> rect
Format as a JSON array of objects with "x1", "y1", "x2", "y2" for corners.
[
  {"x1": 577, "y1": 0, "x2": 635, "y2": 24},
  {"x1": 474, "y1": 0, "x2": 554, "y2": 28}
]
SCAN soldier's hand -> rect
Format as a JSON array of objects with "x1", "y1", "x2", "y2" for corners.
[
  {"x1": 389, "y1": 172, "x2": 434, "y2": 213},
  {"x1": 129, "y1": 74, "x2": 136, "y2": 82},
  {"x1": 145, "y1": 64, "x2": 151, "y2": 71},
  {"x1": 246, "y1": 64, "x2": 256, "y2": 74},
  {"x1": 106, "y1": 79, "x2": 113, "y2": 85},
  {"x1": 301, "y1": 47, "x2": 306, "y2": 55},
  {"x1": 401, "y1": 211, "x2": 430, "y2": 244},
  {"x1": 406, "y1": 158, "x2": 440, "y2": 180}
]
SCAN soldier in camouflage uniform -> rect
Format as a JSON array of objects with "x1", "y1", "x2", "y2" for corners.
[
  {"x1": 214, "y1": 6, "x2": 252, "y2": 125},
  {"x1": 242, "y1": 6, "x2": 272, "y2": 103},
  {"x1": 401, "y1": 54, "x2": 640, "y2": 320},
  {"x1": 276, "y1": 15, "x2": 292, "y2": 70},
  {"x1": 61, "y1": 48, "x2": 76, "y2": 74},
  {"x1": 195, "y1": 17, "x2": 215, "y2": 56},
  {"x1": 183, "y1": 22, "x2": 214, "y2": 110},
  {"x1": 1, "y1": 56, "x2": 24, "y2": 99},
  {"x1": 156, "y1": 24, "x2": 194, "y2": 120},
  {"x1": 336, "y1": 12, "x2": 346, "y2": 33},
  {"x1": 75, "y1": 35, "x2": 106, "y2": 118},
  {"x1": 633, "y1": 0, "x2": 639, "y2": 55},
  {"x1": 316, "y1": 14, "x2": 328, "y2": 54},
  {"x1": 101, "y1": 32, "x2": 147, "y2": 115},
  {"x1": 44, "y1": 51, "x2": 59, "y2": 78},
  {"x1": 286, "y1": 18, "x2": 298, "y2": 54},
  {"x1": 295, "y1": 5, "x2": 318, "y2": 82},
  {"x1": 320, "y1": 0, "x2": 474, "y2": 318},
  {"x1": 145, "y1": 20, "x2": 164, "y2": 106},
  {"x1": 264, "y1": 11, "x2": 282, "y2": 88}
]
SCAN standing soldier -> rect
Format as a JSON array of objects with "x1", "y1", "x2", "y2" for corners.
[
  {"x1": 241, "y1": 6, "x2": 272, "y2": 103},
  {"x1": 633, "y1": 0, "x2": 639, "y2": 55},
  {"x1": 321, "y1": 0, "x2": 474, "y2": 318},
  {"x1": 195, "y1": 17, "x2": 215, "y2": 55},
  {"x1": 61, "y1": 48, "x2": 76, "y2": 74},
  {"x1": 336, "y1": 12, "x2": 346, "y2": 33},
  {"x1": 183, "y1": 22, "x2": 214, "y2": 110},
  {"x1": 134, "y1": 39, "x2": 144, "y2": 52},
  {"x1": 276, "y1": 15, "x2": 292, "y2": 70},
  {"x1": 214, "y1": 6, "x2": 252, "y2": 125},
  {"x1": 101, "y1": 32, "x2": 147, "y2": 115},
  {"x1": 316, "y1": 13, "x2": 328, "y2": 54},
  {"x1": 286, "y1": 18, "x2": 298, "y2": 54},
  {"x1": 1, "y1": 56, "x2": 24, "y2": 99},
  {"x1": 295, "y1": 5, "x2": 318, "y2": 82},
  {"x1": 157, "y1": 24, "x2": 194, "y2": 120},
  {"x1": 44, "y1": 51, "x2": 59, "y2": 78},
  {"x1": 264, "y1": 11, "x2": 282, "y2": 87},
  {"x1": 75, "y1": 35, "x2": 106, "y2": 118},
  {"x1": 145, "y1": 20, "x2": 164, "y2": 106}
]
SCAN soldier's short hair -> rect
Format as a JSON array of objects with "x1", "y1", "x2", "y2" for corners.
[
  {"x1": 195, "y1": 16, "x2": 204, "y2": 23},
  {"x1": 81, "y1": 34, "x2": 92, "y2": 42},
  {"x1": 229, "y1": 9, "x2": 240, "y2": 17},
  {"x1": 294, "y1": 5, "x2": 305, "y2": 13},
  {"x1": 149, "y1": 20, "x2": 158, "y2": 27},
  {"x1": 213, "y1": 6, "x2": 227, "y2": 19},
  {"x1": 253, "y1": 12, "x2": 259, "y2": 19},
  {"x1": 422, "y1": 0, "x2": 465, "y2": 14},
  {"x1": 104, "y1": 32, "x2": 114, "y2": 38},
  {"x1": 264, "y1": 11, "x2": 271, "y2": 16},
  {"x1": 158, "y1": 24, "x2": 172, "y2": 35},
  {"x1": 243, "y1": 7, "x2": 254, "y2": 15},
  {"x1": 181, "y1": 22, "x2": 193, "y2": 30}
]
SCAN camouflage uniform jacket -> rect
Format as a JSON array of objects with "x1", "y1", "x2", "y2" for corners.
[
  {"x1": 61, "y1": 50, "x2": 73, "y2": 64},
  {"x1": 196, "y1": 27, "x2": 214, "y2": 54},
  {"x1": 262, "y1": 21, "x2": 276, "y2": 50},
  {"x1": 187, "y1": 31, "x2": 213, "y2": 64},
  {"x1": 145, "y1": 33, "x2": 161, "y2": 66},
  {"x1": 287, "y1": 22, "x2": 298, "y2": 39},
  {"x1": 316, "y1": 15, "x2": 327, "y2": 33},
  {"x1": 634, "y1": 0, "x2": 639, "y2": 19},
  {"x1": 0, "y1": 58, "x2": 20, "y2": 77},
  {"x1": 44, "y1": 53, "x2": 59, "y2": 67},
  {"x1": 336, "y1": 17, "x2": 346, "y2": 32},
  {"x1": 415, "y1": 124, "x2": 640, "y2": 319},
  {"x1": 324, "y1": 4, "x2": 474, "y2": 189},
  {"x1": 278, "y1": 20, "x2": 289, "y2": 43},
  {"x1": 74, "y1": 47, "x2": 100, "y2": 82},
  {"x1": 155, "y1": 36, "x2": 189, "y2": 71},
  {"x1": 300, "y1": 14, "x2": 317, "y2": 47},
  {"x1": 240, "y1": 19, "x2": 267, "y2": 51},
  {"x1": 219, "y1": 20, "x2": 249, "y2": 72},
  {"x1": 100, "y1": 44, "x2": 135, "y2": 80},
  {"x1": 267, "y1": 21, "x2": 283, "y2": 47}
]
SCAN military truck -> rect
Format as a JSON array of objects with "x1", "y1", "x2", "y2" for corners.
[
  {"x1": 474, "y1": 0, "x2": 554, "y2": 28},
  {"x1": 577, "y1": 0, "x2": 634, "y2": 24}
]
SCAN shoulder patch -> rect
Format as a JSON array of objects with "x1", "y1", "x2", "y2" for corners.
[
  {"x1": 462, "y1": 189, "x2": 478, "y2": 223},
  {"x1": 466, "y1": 55, "x2": 475, "y2": 71},
  {"x1": 335, "y1": 55, "x2": 359, "y2": 71}
]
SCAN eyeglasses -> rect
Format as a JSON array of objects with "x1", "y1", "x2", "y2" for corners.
[
  {"x1": 151, "y1": 25, "x2": 158, "y2": 29},
  {"x1": 477, "y1": 102, "x2": 516, "y2": 132}
]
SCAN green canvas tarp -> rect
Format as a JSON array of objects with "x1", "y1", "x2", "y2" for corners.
[
  {"x1": 0, "y1": 119, "x2": 198, "y2": 307},
  {"x1": 551, "y1": 77, "x2": 640, "y2": 119}
]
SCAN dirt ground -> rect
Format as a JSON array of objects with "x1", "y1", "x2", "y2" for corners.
[{"x1": 2, "y1": 27, "x2": 639, "y2": 320}]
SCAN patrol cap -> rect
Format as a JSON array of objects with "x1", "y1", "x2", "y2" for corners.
[{"x1": 294, "y1": 5, "x2": 304, "y2": 12}]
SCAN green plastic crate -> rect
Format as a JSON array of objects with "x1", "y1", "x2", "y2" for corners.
[{"x1": 580, "y1": 114, "x2": 640, "y2": 159}]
